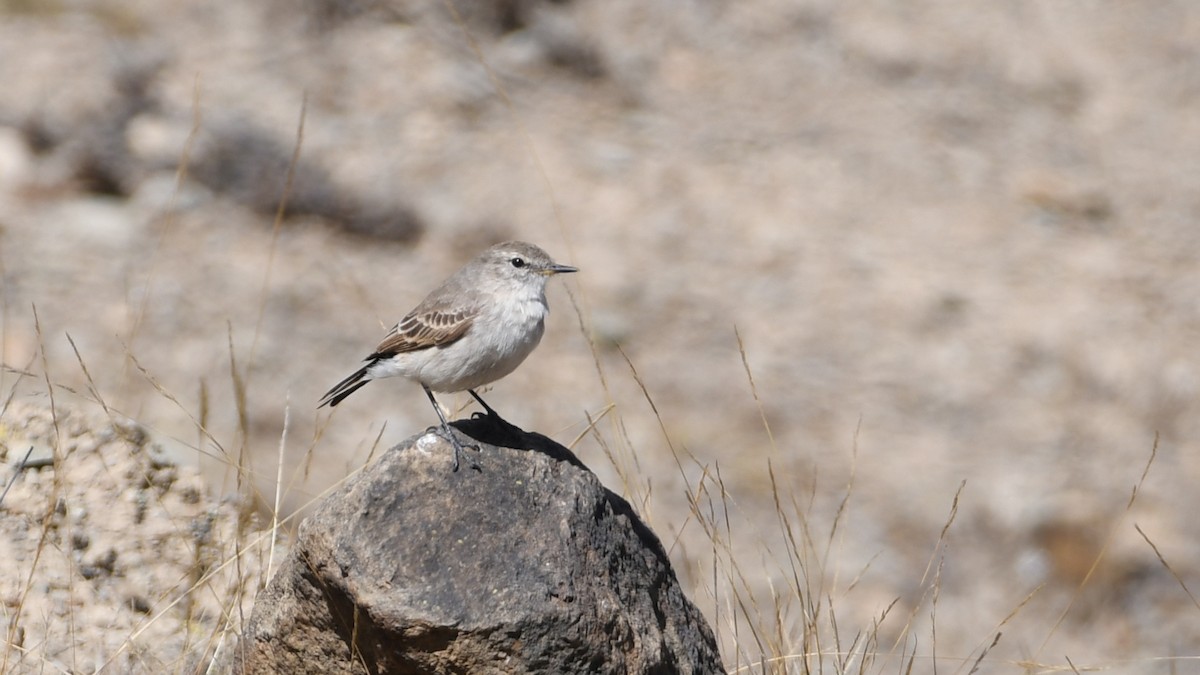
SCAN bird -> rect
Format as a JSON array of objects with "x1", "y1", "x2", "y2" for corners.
[{"x1": 319, "y1": 240, "x2": 577, "y2": 470}]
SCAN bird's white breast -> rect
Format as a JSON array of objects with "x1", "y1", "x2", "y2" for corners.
[{"x1": 415, "y1": 284, "x2": 549, "y2": 392}]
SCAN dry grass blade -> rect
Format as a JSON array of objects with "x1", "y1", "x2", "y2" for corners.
[
  {"x1": 888, "y1": 481, "x2": 966, "y2": 661},
  {"x1": 687, "y1": 470, "x2": 790, "y2": 670},
  {"x1": 902, "y1": 638, "x2": 917, "y2": 675},
  {"x1": 97, "y1": 452, "x2": 372, "y2": 672},
  {"x1": 100, "y1": 542, "x2": 246, "y2": 670},
  {"x1": 563, "y1": 285, "x2": 634, "y2": 497},
  {"x1": 0, "y1": 251, "x2": 11, "y2": 402},
  {"x1": 228, "y1": 322, "x2": 249, "y2": 451},
  {"x1": 564, "y1": 284, "x2": 609, "y2": 395},
  {"x1": 735, "y1": 326, "x2": 778, "y2": 457},
  {"x1": 360, "y1": 420, "x2": 387, "y2": 470},
  {"x1": 0, "y1": 355, "x2": 36, "y2": 419},
  {"x1": 65, "y1": 332, "x2": 111, "y2": 416},
  {"x1": 580, "y1": 406, "x2": 651, "y2": 517},
  {"x1": 823, "y1": 419, "x2": 862, "y2": 587},
  {"x1": 32, "y1": 305, "x2": 63, "y2": 464},
  {"x1": 567, "y1": 402, "x2": 614, "y2": 450},
  {"x1": 123, "y1": 346, "x2": 229, "y2": 461},
  {"x1": 268, "y1": 394, "x2": 292, "y2": 581},
  {"x1": 930, "y1": 547, "x2": 946, "y2": 675},
  {"x1": 199, "y1": 377, "x2": 211, "y2": 462},
  {"x1": 3, "y1": 306, "x2": 67, "y2": 673},
  {"x1": 122, "y1": 75, "x2": 202, "y2": 369},
  {"x1": 693, "y1": 473, "x2": 725, "y2": 667},
  {"x1": 952, "y1": 584, "x2": 1041, "y2": 675},
  {"x1": 615, "y1": 344, "x2": 696, "y2": 494},
  {"x1": 767, "y1": 459, "x2": 811, "y2": 619},
  {"x1": 1128, "y1": 432, "x2": 1158, "y2": 510},
  {"x1": 226, "y1": 321, "x2": 262, "y2": 508},
  {"x1": 1133, "y1": 523, "x2": 1200, "y2": 613},
  {"x1": 0, "y1": 445, "x2": 34, "y2": 507},
  {"x1": 248, "y1": 94, "x2": 306, "y2": 375},
  {"x1": 1034, "y1": 436, "x2": 1160, "y2": 661},
  {"x1": 712, "y1": 463, "x2": 740, "y2": 669},
  {"x1": 966, "y1": 633, "x2": 1001, "y2": 675}
]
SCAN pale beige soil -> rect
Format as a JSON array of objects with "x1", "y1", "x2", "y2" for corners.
[
  {"x1": 0, "y1": 401, "x2": 276, "y2": 673},
  {"x1": 1, "y1": 1, "x2": 1199, "y2": 671}
]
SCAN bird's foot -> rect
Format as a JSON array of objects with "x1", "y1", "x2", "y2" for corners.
[
  {"x1": 466, "y1": 391, "x2": 524, "y2": 435},
  {"x1": 468, "y1": 390, "x2": 506, "y2": 421},
  {"x1": 469, "y1": 409, "x2": 525, "y2": 437},
  {"x1": 429, "y1": 424, "x2": 480, "y2": 472}
]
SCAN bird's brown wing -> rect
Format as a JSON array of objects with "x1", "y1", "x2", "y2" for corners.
[{"x1": 370, "y1": 307, "x2": 475, "y2": 357}]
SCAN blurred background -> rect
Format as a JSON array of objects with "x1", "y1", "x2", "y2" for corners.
[{"x1": 1, "y1": 0, "x2": 1198, "y2": 670}]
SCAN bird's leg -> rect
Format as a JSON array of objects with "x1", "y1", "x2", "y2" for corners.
[
  {"x1": 467, "y1": 389, "x2": 526, "y2": 437},
  {"x1": 422, "y1": 385, "x2": 479, "y2": 472},
  {"x1": 467, "y1": 389, "x2": 505, "y2": 420}
]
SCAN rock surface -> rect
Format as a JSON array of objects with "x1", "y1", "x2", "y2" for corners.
[{"x1": 236, "y1": 415, "x2": 723, "y2": 675}]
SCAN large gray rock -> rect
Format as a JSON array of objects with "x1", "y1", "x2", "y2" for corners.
[{"x1": 236, "y1": 415, "x2": 723, "y2": 675}]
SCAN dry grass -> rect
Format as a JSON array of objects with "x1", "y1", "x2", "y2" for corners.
[{"x1": 0, "y1": 236, "x2": 1192, "y2": 673}]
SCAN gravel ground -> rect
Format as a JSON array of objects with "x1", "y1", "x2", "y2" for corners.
[
  {"x1": 0, "y1": 401, "x2": 276, "y2": 673},
  {"x1": 1, "y1": 1, "x2": 1199, "y2": 671}
]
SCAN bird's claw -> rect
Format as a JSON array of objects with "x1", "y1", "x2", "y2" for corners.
[
  {"x1": 435, "y1": 425, "x2": 480, "y2": 472},
  {"x1": 451, "y1": 442, "x2": 481, "y2": 472}
]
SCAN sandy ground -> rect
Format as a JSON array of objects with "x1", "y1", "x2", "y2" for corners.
[
  {"x1": 1, "y1": 0, "x2": 1200, "y2": 671},
  {"x1": 0, "y1": 401, "x2": 275, "y2": 673}
]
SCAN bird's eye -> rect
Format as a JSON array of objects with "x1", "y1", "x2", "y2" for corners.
[{"x1": 510, "y1": 257, "x2": 526, "y2": 268}]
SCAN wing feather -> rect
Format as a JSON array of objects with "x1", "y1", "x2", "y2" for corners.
[{"x1": 371, "y1": 307, "x2": 475, "y2": 357}]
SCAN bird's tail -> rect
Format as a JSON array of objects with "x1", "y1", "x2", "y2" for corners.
[{"x1": 319, "y1": 365, "x2": 372, "y2": 408}]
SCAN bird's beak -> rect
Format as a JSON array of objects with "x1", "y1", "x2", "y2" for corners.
[{"x1": 544, "y1": 263, "x2": 578, "y2": 276}]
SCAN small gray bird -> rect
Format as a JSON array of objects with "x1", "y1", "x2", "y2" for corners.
[{"x1": 320, "y1": 240, "x2": 577, "y2": 470}]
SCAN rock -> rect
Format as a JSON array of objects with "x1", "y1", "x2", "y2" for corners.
[
  {"x1": 186, "y1": 116, "x2": 424, "y2": 242},
  {"x1": 236, "y1": 415, "x2": 723, "y2": 675},
  {"x1": 18, "y1": 57, "x2": 423, "y2": 242}
]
